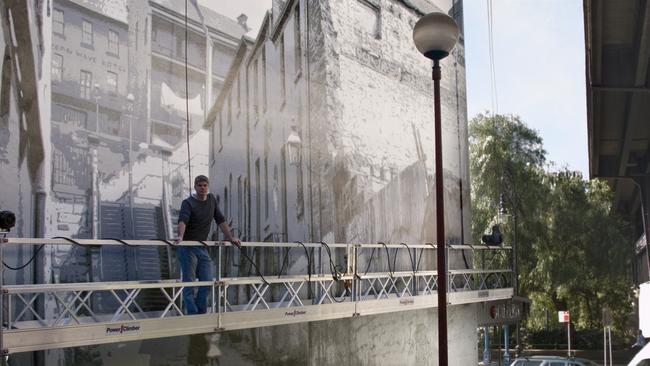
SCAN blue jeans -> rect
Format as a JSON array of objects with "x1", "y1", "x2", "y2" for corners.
[{"x1": 177, "y1": 246, "x2": 213, "y2": 315}]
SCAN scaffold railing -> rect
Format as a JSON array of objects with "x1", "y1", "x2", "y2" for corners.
[{"x1": 0, "y1": 237, "x2": 513, "y2": 354}]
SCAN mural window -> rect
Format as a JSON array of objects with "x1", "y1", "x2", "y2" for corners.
[
  {"x1": 81, "y1": 20, "x2": 94, "y2": 46},
  {"x1": 227, "y1": 93, "x2": 232, "y2": 135},
  {"x1": 236, "y1": 76, "x2": 241, "y2": 115},
  {"x1": 224, "y1": 186, "x2": 229, "y2": 229},
  {"x1": 237, "y1": 176, "x2": 242, "y2": 231},
  {"x1": 218, "y1": 111, "x2": 223, "y2": 151},
  {"x1": 52, "y1": 54, "x2": 63, "y2": 82},
  {"x1": 352, "y1": 0, "x2": 381, "y2": 39},
  {"x1": 53, "y1": 9, "x2": 65, "y2": 36},
  {"x1": 253, "y1": 60, "x2": 259, "y2": 123},
  {"x1": 108, "y1": 30, "x2": 119, "y2": 56},
  {"x1": 53, "y1": 104, "x2": 87, "y2": 129},
  {"x1": 279, "y1": 33, "x2": 286, "y2": 105},
  {"x1": 296, "y1": 163, "x2": 304, "y2": 219},
  {"x1": 264, "y1": 156, "x2": 269, "y2": 219},
  {"x1": 1, "y1": 52, "x2": 10, "y2": 119},
  {"x1": 229, "y1": 174, "x2": 233, "y2": 223},
  {"x1": 450, "y1": 0, "x2": 464, "y2": 36},
  {"x1": 107, "y1": 72, "x2": 118, "y2": 93},
  {"x1": 262, "y1": 48, "x2": 267, "y2": 112},
  {"x1": 294, "y1": 5, "x2": 302, "y2": 76},
  {"x1": 79, "y1": 70, "x2": 92, "y2": 100}
]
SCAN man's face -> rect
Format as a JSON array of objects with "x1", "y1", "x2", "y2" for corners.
[{"x1": 195, "y1": 181, "x2": 209, "y2": 196}]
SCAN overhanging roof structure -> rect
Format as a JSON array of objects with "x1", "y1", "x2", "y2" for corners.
[{"x1": 584, "y1": 0, "x2": 650, "y2": 234}]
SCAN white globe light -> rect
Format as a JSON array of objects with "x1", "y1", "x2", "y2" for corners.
[{"x1": 413, "y1": 12, "x2": 460, "y2": 60}]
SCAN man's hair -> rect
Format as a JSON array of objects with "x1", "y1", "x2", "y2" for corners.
[{"x1": 194, "y1": 175, "x2": 209, "y2": 184}]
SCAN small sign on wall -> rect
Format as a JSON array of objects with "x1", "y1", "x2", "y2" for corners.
[{"x1": 558, "y1": 311, "x2": 570, "y2": 323}]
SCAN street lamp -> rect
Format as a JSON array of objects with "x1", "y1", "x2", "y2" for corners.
[{"x1": 413, "y1": 12, "x2": 459, "y2": 366}]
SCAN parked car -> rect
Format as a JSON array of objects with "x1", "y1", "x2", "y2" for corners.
[
  {"x1": 509, "y1": 356, "x2": 599, "y2": 366},
  {"x1": 628, "y1": 343, "x2": 650, "y2": 366}
]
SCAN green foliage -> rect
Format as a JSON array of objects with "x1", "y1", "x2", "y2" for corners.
[{"x1": 469, "y1": 113, "x2": 635, "y2": 334}]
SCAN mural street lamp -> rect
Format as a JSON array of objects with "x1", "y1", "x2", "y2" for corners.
[
  {"x1": 287, "y1": 126, "x2": 302, "y2": 166},
  {"x1": 413, "y1": 12, "x2": 460, "y2": 366}
]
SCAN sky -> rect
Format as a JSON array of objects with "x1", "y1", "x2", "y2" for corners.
[
  {"x1": 201, "y1": 0, "x2": 590, "y2": 177},
  {"x1": 464, "y1": 0, "x2": 589, "y2": 177}
]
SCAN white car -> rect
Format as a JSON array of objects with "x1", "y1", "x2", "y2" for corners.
[
  {"x1": 628, "y1": 343, "x2": 650, "y2": 366},
  {"x1": 509, "y1": 356, "x2": 598, "y2": 366}
]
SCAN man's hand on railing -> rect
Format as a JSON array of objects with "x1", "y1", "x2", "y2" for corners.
[
  {"x1": 172, "y1": 238, "x2": 182, "y2": 246},
  {"x1": 229, "y1": 237, "x2": 241, "y2": 248}
]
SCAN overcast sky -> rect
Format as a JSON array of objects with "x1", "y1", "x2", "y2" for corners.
[{"x1": 200, "y1": 0, "x2": 589, "y2": 177}]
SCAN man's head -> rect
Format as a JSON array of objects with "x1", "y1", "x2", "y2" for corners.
[{"x1": 194, "y1": 175, "x2": 209, "y2": 198}]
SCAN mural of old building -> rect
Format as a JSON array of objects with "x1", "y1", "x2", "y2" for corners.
[
  {"x1": 47, "y1": 0, "x2": 247, "y2": 276},
  {"x1": 206, "y1": 0, "x2": 474, "y2": 364}
]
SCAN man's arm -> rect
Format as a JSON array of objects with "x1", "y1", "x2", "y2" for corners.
[
  {"x1": 218, "y1": 222, "x2": 241, "y2": 247},
  {"x1": 173, "y1": 222, "x2": 186, "y2": 245}
]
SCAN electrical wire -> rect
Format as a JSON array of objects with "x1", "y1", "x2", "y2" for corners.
[
  {"x1": 400, "y1": 243, "x2": 416, "y2": 275},
  {"x1": 278, "y1": 247, "x2": 291, "y2": 278},
  {"x1": 233, "y1": 244, "x2": 269, "y2": 286},
  {"x1": 320, "y1": 241, "x2": 346, "y2": 303},
  {"x1": 295, "y1": 241, "x2": 313, "y2": 299},
  {"x1": 379, "y1": 242, "x2": 394, "y2": 278},
  {"x1": 3, "y1": 244, "x2": 45, "y2": 270}
]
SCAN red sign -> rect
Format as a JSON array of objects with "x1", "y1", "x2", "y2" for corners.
[{"x1": 558, "y1": 311, "x2": 570, "y2": 323}]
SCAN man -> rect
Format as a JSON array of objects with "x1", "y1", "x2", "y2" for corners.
[{"x1": 174, "y1": 175, "x2": 240, "y2": 315}]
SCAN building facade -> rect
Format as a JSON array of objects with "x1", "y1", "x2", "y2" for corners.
[{"x1": 207, "y1": 0, "x2": 474, "y2": 364}]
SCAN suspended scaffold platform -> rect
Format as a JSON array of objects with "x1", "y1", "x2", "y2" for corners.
[{"x1": 0, "y1": 238, "x2": 513, "y2": 355}]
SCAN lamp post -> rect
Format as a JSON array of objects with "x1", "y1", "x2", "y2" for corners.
[{"x1": 413, "y1": 12, "x2": 459, "y2": 366}]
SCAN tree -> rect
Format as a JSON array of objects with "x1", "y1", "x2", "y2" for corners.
[
  {"x1": 469, "y1": 113, "x2": 548, "y2": 296},
  {"x1": 528, "y1": 173, "x2": 634, "y2": 330},
  {"x1": 469, "y1": 113, "x2": 635, "y2": 333}
]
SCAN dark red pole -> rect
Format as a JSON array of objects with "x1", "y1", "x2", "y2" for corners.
[{"x1": 433, "y1": 59, "x2": 448, "y2": 366}]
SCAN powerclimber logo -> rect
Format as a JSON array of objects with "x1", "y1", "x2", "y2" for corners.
[
  {"x1": 105, "y1": 324, "x2": 141, "y2": 336},
  {"x1": 284, "y1": 310, "x2": 307, "y2": 317}
]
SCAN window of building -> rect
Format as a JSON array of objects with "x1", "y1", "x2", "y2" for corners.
[
  {"x1": 262, "y1": 48, "x2": 267, "y2": 112},
  {"x1": 52, "y1": 104, "x2": 87, "y2": 129},
  {"x1": 108, "y1": 30, "x2": 119, "y2": 56},
  {"x1": 52, "y1": 54, "x2": 63, "y2": 82},
  {"x1": 294, "y1": 5, "x2": 302, "y2": 76},
  {"x1": 81, "y1": 20, "x2": 93, "y2": 46},
  {"x1": 224, "y1": 186, "x2": 229, "y2": 229},
  {"x1": 144, "y1": 17, "x2": 149, "y2": 45},
  {"x1": 237, "y1": 76, "x2": 241, "y2": 115},
  {"x1": 53, "y1": 9, "x2": 65, "y2": 36},
  {"x1": 227, "y1": 93, "x2": 232, "y2": 134},
  {"x1": 352, "y1": 0, "x2": 381, "y2": 39},
  {"x1": 280, "y1": 34, "x2": 286, "y2": 104},
  {"x1": 237, "y1": 176, "x2": 242, "y2": 230},
  {"x1": 296, "y1": 160, "x2": 304, "y2": 218},
  {"x1": 450, "y1": 0, "x2": 464, "y2": 36},
  {"x1": 264, "y1": 156, "x2": 269, "y2": 219},
  {"x1": 229, "y1": 174, "x2": 233, "y2": 221},
  {"x1": 253, "y1": 60, "x2": 259, "y2": 122},
  {"x1": 79, "y1": 70, "x2": 92, "y2": 99},
  {"x1": 218, "y1": 110, "x2": 223, "y2": 151},
  {"x1": 107, "y1": 72, "x2": 118, "y2": 93}
]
